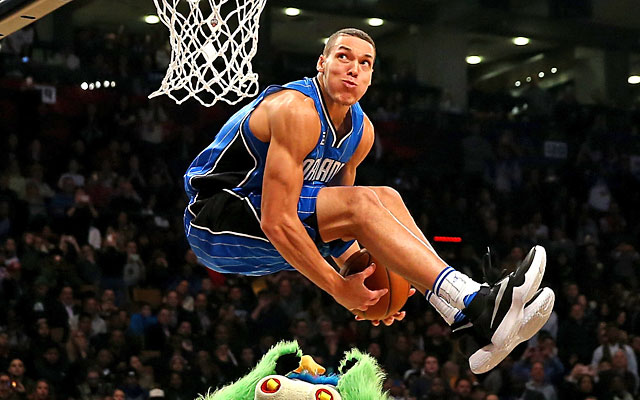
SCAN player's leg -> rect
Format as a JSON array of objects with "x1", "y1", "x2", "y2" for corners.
[
  {"x1": 316, "y1": 185, "x2": 480, "y2": 307},
  {"x1": 365, "y1": 186, "x2": 433, "y2": 250},
  {"x1": 315, "y1": 185, "x2": 548, "y2": 372},
  {"x1": 364, "y1": 186, "x2": 439, "y2": 294}
]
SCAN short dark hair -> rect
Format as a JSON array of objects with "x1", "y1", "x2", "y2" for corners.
[{"x1": 322, "y1": 28, "x2": 375, "y2": 56}]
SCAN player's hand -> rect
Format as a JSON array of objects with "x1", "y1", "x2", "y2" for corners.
[
  {"x1": 334, "y1": 263, "x2": 388, "y2": 312},
  {"x1": 355, "y1": 288, "x2": 417, "y2": 326}
]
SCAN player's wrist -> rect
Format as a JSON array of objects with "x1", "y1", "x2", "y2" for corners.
[{"x1": 324, "y1": 269, "x2": 346, "y2": 297}]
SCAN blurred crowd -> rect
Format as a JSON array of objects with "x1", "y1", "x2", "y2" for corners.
[{"x1": 1, "y1": 25, "x2": 640, "y2": 400}]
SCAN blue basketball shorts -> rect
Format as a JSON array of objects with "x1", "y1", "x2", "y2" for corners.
[{"x1": 184, "y1": 185, "x2": 354, "y2": 276}]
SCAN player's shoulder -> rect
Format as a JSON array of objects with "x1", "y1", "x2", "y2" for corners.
[
  {"x1": 362, "y1": 111, "x2": 374, "y2": 130},
  {"x1": 250, "y1": 88, "x2": 320, "y2": 142},
  {"x1": 261, "y1": 89, "x2": 317, "y2": 121},
  {"x1": 360, "y1": 111, "x2": 374, "y2": 139}
]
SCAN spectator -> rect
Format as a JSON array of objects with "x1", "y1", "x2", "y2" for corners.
[
  {"x1": 561, "y1": 368, "x2": 597, "y2": 400},
  {"x1": 410, "y1": 354, "x2": 440, "y2": 399},
  {"x1": 164, "y1": 373, "x2": 191, "y2": 400},
  {"x1": 65, "y1": 188, "x2": 98, "y2": 246},
  {"x1": 250, "y1": 290, "x2": 289, "y2": 340},
  {"x1": 29, "y1": 380, "x2": 51, "y2": 400},
  {"x1": 65, "y1": 329, "x2": 91, "y2": 369},
  {"x1": 591, "y1": 325, "x2": 638, "y2": 386},
  {"x1": 33, "y1": 346, "x2": 69, "y2": 394},
  {"x1": 128, "y1": 303, "x2": 156, "y2": 338},
  {"x1": 384, "y1": 334, "x2": 412, "y2": 378},
  {"x1": 558, "y1": 303, "x2": 598, "y2": 365},
  {"x1": 119, "y1": 370, "x2": 145, "y2": 400},
  {"x1": 469, "y1": 385, "x2": 486, "y2": 400},
  {"x1": 144, "y1": 307, "x2": 172, "y2": 351},
  {"x1": 385, "y1": 378, "x2": 410, "y2": 400},
  {"x1": 82, "y1": 297, "x2": 106, "y2": 338},
  {"x1": 403, "y1": 349, "x2": 426, "y2": 385},
  {"x1": 77, "y1": 368, "x2": 111, "y2": 400},
  {"x1": 525, "y1": 361, "x2": 558, "y2": 400},
  {"x1": 127, "y1": 356, "x2": 154, "y2": 391},
  {"x1": 192, "y1": 350, "x2": 220, "y2": 394},
  {"x1": 605, "y1": 374, "x2": 633, "y2": 400},
  {"x1": 425, "y1": 376, "x2": 452, "y2": 400},
  {"x1": 513, "y1": 339, "x2": 564, "y2": 385},
  {"x1": 77, "y1": 246, "x2": 101, "y2": 284},
  {"x1": 599, "y1": 350, "x2": 638, "y2": 395},
  {"x1": 276, "y1": 278, "x2": 303, "y2": 318},
  {"x1": 112, "y1": 389, "x2": 125, "y2": 400},
  {"x1": 191, "y1": 293, "x2": 212, "y2": 335},
  {"x1": 148, "y1": 388, "x2": 163, "y2": 400},
  {"x1": 7, "y1": 359, "x2": 31, "y2": 394},
  {"x1": 57, "y1": 160, "x2": 85, "y2": 189},
  {"x1": 452, "y1": 377, "x2": 472, "y2": 400}
]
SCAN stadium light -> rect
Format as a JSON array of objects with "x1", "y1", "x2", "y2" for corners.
[
  {"x1": 144, "y1": 15, "x2": 160, "y2": 24},
  {"x1": 628, "y1": 75, "x2": 640, "y2": 84},
  {"x1": 465, "y1": 55, "x2": 482, "y2": 65},
  {"x1": 512, "y1": 37, "x2": 530, "y2": 46},
  {"x1": 284, "y1": 7, "x2": 300, "y2": 16},
  {"x1": 367, "y1": 18, "x2": 384, "y2": 27}
]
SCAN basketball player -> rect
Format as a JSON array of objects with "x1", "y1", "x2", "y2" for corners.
[{"x1": 184, "y1": 28, "x2": 554, "y2": 373}]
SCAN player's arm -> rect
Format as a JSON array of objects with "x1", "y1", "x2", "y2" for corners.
[{"x1": 259, "y1": 94, "x2": 385, "y2": 311}]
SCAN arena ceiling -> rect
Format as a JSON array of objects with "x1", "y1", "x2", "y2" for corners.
[{"x1": 15, "y1": 0, "x2": 640, "y2": 90}]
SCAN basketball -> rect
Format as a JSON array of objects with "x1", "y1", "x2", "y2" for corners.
[{"x1": 340, "y1": 248, "x2": 412, "y2": 321}]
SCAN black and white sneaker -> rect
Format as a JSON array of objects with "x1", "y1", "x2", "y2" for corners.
[
  {"x1": 461, "y1": 245, "x2": 548, "y2": 373},
  {"x1": 453, "y1": 287, "x2": 555, "y2": 374}
]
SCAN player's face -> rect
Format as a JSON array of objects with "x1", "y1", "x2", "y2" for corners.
[{"x1": 317, "y1": 35, "x2": 375, "y2": 106}]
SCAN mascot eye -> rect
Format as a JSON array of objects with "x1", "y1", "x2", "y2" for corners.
[
  {"x1": 339, "y1": 358, "x2": 358, "y2": 375},
  {"x1": 275, "y1": 353, "x2": 301, "y2": 375},
  {"x1": 315, "y1": 388, "x2": 333, "y2": 400},
  {"x1": 259, "y1": 378, "x2": 281, "y2": 393}
]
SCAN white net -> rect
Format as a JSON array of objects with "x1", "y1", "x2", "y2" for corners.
[{"x1": 149, "y1": 0, "x2": 267, "y2": 106}]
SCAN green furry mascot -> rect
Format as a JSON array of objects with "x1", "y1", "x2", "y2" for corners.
[{"x1": 197, "y1": 340, "x2": 388, "y2": 400}]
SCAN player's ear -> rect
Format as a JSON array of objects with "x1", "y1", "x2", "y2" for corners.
[{"x1": 316, "y1": 55, "x2": 326, "y2": 73}]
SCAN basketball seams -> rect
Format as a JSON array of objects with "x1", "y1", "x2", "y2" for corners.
[{"x1": 382, "y1": 264, "x2": 392, "y2": 319}]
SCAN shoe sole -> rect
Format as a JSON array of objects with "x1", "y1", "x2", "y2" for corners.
[
  {"x1": 490, "y1": 245, "x2": 547, "y2": 349},
  {"x1": 469, "y1": 287, "x2": 555, "y2": 374}
]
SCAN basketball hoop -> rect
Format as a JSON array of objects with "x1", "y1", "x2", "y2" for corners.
[{"x1": 148, "y1": 0, "x2": 267, "y2": 107}]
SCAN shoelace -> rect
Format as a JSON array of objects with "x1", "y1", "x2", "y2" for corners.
[{"x1": 482, "y1": 247, "x2": 508, "y2": 286}]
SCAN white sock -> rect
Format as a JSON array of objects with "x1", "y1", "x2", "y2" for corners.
[
  {"x1": 425, "y1": 290, "x2": 465, "y2": 325},
  {"x1": 433, "y1": 266, "x2": 482, "y2": 310}
]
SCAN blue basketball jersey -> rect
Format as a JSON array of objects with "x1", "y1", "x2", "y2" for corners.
[{"x1": 184, "y1": 77, "x2": 366, "y2": 275}]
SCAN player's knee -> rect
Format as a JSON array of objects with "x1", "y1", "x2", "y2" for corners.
[
  {"x1": 375, "y1": 186, "x2": 402, "y2": 203},
  {"x1": 346, "y1": 187, "x2": 383, "y2": 225}
]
